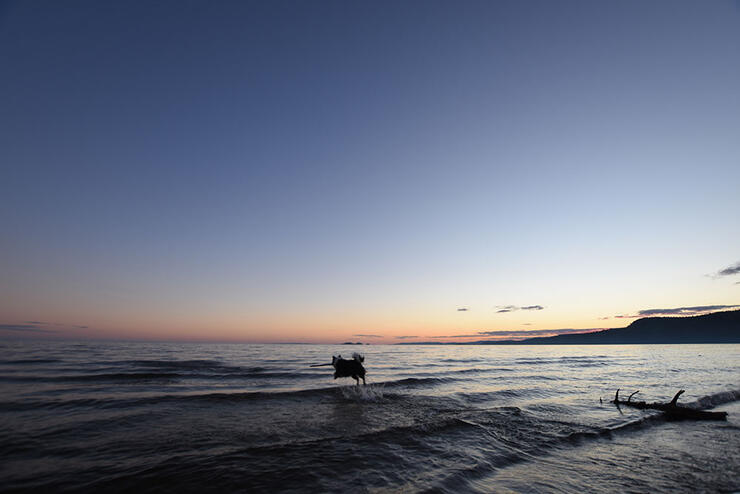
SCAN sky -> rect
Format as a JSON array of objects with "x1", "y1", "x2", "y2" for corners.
[{"x1": 1, "y1": 0, "x2": 739, "y2": 343}]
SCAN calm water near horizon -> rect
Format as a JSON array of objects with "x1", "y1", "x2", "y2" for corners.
[{"x1": 1, "y1": 341, "x2": 738, "y2": 493}]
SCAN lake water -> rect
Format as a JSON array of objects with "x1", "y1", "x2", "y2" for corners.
[{"x1": 1, "y1": 341, "x2": 738, "y2": 492}]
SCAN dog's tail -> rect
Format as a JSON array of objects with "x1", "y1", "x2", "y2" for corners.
[{"x1": 352, "y1": 352, "x2": 364, "y2": 363}]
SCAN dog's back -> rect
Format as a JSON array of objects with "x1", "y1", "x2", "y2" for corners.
[{"x1": 331, "y1": 354, "x2": 366, "y2": 385}]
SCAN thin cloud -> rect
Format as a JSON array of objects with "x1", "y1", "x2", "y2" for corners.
[
  {"x1": 433, "y1": 334, "x2": 487, "y2": 339},
  {"x1": 395, "y1": 335, "x2": 418, "y2": 339},
  {"x1": 426, "y1": 327, "x2": 603, "y2": 340},
  {"x1": 457, "y1": 308, "x2": 469, "y2": 312},
  {"x1": 496, "y1": 305, "x2": 545, "y2": 313},
  {"x1": 716, "y1": 261, "x2": 740, "y2": 277},
  {"x1": 23, "y1": 321, "x2": 89, "y2": 329},
  {"x1": 0, "y1": 324, "x2": 57, "y2": 333},
  {"x1": 477, "y1": 328, "x2": 602, "y2": 338},
  {"x1": 3, "y1": 321, "x2": 89, "y2": 334},
  {"x1": 353, "y1": 334, "x2": 382, "y2": 338},
  {"x1": 614, "y1": 304, "x2": 740, "y2": 319},
  {"x1": 637, "y1": 305, "x2": 739, "y2": 316}
]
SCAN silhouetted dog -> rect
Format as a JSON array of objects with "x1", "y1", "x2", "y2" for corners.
[{"x1": 332, "y1": 353, "x2": 366, "y2": 385}]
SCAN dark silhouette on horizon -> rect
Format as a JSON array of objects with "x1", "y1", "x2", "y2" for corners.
[{"x1": 399, "y1": 309, "x2": 740, "y2": 345}]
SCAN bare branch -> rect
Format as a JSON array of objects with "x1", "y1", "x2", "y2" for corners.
[{"x1": 670, "y1": 389, "x2": 685, "y2": 406}]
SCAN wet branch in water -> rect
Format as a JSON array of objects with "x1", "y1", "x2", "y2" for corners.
[{"x1": 611, "y1": 389, "x2": 728, "y2": 421}]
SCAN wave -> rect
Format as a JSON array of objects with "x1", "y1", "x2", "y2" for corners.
[
  {"x1": 0, "y1": 375, "x2": 460, "y2": 412},
  {"x1": 129, "y1": 359, "x2": 224, "y2": 369},
  {"x1": 440, "y1": 358, "x2": 486, "y2": 363},
  {"x1": 387, "y1": 368, "x2": 508, "y2": 381},
  {"x1": 514, "y1": 357, "x2": 611, "y2": 367},
  {"x1": 382, "y1": 376, "x2": 457, "y2": 388},
  {"x1": 0, "y1": 369, "x2": 328, "y2": 383},
  {"x1": 0, "y1": 391, "x2": 306, "y2": 412},
  {"x1": 456, "y1": 389, "x2": 526, "y2": 403},
  {"x1": 557, "y1": 416, "x2": 658, "y2": 445},
  {"x1": 0, "y1": 358, "x2": 62, "y2": 365},
  {"x1": 63, "y1": 372, "x2": 181, "y2": 382}
]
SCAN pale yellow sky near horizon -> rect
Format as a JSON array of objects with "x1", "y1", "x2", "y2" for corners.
[{"x1": 2, "y1": 271, "x2": 737, "y2": 343}]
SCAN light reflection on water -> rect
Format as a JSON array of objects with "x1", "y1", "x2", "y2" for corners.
[{"x1": 0, "y1": 341, "x2": 738, "y2": 492}]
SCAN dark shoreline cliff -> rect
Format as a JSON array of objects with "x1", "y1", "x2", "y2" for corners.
[{"x1": 398, "y1": 309, "x2": 740, "y2": 345}]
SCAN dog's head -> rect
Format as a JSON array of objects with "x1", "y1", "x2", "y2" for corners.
[{"x1": 332, "y1": 355, "x2": 340, "y2": 368}]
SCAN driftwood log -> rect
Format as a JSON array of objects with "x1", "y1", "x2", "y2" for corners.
[{"x1": 612, "y1": 389, "x2": 727, "y2": 421}]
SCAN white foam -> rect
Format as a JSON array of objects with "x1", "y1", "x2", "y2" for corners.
[
  {"x1": 694, "y1": 389, "x2": 740, "y2": 409},
  {"x1": 339, "y1": 383, "x2": 385, "y2": 402}
]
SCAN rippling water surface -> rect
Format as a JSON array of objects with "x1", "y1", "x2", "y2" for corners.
[{"x1": 1, "y1": 341, "x2": 738, "y2": 493}]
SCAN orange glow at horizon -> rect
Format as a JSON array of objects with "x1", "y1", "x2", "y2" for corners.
[
  {"x1": 2, "y1": 282, "x2": 738, "y2": 343},
  {"x1": 0, "y1": 306, "x2": 621, "y2": 344}
]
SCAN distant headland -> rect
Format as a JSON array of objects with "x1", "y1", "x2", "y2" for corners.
[{"x1": 398, "y1": 309, "x2": 740, "y2": 345}]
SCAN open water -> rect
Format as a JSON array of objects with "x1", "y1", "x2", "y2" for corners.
[{"x1": 1, "y1": 341, "x2": 738, "y2": 493}]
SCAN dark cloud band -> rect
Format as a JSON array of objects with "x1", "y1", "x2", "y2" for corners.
[
  {"x1": 477, "y1": 328, "x2": 599, "y2": 337},
  {"x1": 496, "y1": 305, "x2": 545, "y2": 313},
  {"x1": 717, "y1": 261, "x2": 740, "y2": 277},
  {"x1": 431, "y1": 328, "x2": 599, "y2": 339},
  {"x1": 0, "y1": 324, "x2": 57, "y2": 333},
  {"x1": 637, "y1": 305, "x2": 739, "y2": 316},
  {"x1": 612, "y1": 304, "x2": 740, "y2": 319}
]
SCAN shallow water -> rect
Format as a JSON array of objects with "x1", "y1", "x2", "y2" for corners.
[{"x1": 1, "y1": 341, "x2": 738, "y2": 492}]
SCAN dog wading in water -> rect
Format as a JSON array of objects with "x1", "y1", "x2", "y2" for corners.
[{"x1": 310, "y1": 353, "x2": 366, "y2": 385}]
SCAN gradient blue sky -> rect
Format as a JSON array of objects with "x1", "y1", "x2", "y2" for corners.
[{"x1": 1, "y1": 1, "x2": 739, "y2": 342}]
